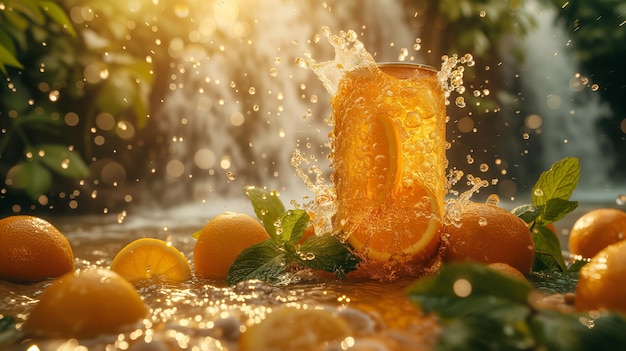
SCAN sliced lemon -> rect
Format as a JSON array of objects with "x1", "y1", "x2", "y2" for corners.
[
  {"x1": 110, "y1": 238, "x2": 191, "y2": 283},
  {"x1": 239, "y1": 306, "x2": 351, "y2": 351}
]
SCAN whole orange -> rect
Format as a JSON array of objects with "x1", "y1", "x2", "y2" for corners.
[
  {"x1": 568, "y1": 208, "x2": 626, "y2": 259},
  {"x1": 443, "y1": 202, "x2": 535, "y2": 274},
  {"x1": 25, "y1": 268, "x2": 147, "y2": 338},
  {"x1": 0, "y1": 215, "x2": 74, "y2": 282},
  {"x1": 575, "y1": 240, "x2": 626, "y2": 313},
  {"x1": 194, "y1": 212, "x2": 270, "y2": 280}
]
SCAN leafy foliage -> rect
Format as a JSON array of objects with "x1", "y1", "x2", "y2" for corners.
[
  {"x1": 0, "y1": 0, "x2": 226, "y2": 209},
  {"x1": 512, "y1": 158, "x2": 581, "y2": 272},
  {"x1": 408, "y1": 262, "x2": 626, "y2": 351},
  {"x1": 226, "y1": 187, "x2": 360, "y2": 285}
]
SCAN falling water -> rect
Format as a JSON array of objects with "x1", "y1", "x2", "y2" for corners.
[
  {"x1": 142, "y1": 0, "x2": 624, "y2": 213},
  {"x1": 144, "y1": 0, "x2": 424, "y2": 210},
  {"x1": 509, "y1": 0, "x2": 624, "y2": 202}
]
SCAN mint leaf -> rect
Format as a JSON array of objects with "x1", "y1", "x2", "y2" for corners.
[
  {"x1": 527, "y1": 270, "x2": 579, "y2": 294},
  {"x1": 297, "y1": 234, "x2": 360, "y2": 276},
  {"x1": 408, "y1": 262, "x2": 534, "y2": 309},
  {"x1": 276, "y1": 210, "x2": 309, "y2": 244},
  {"x1": 532, "y1": 158, "x2": 580, "y2": 207},
  {"x1": 539, "y1": 198, "x2": 578, "y2": 224},
  {"x1": 511, "y1": 204, "x2": 540, "y2": 225},
  {"x1": 407, "y1": 262, "x2": 626, "y2": 351},
  {"x1": 531, "y1": 225, "x2": 567, "y2": 272},
  {"x1": 530, "y1": 310, "x2": 626, "y2": 351},
  {"x1": 226, "y1": 241, "x2": 288, "y2": 285},
  {"x1": 517, "y1": 158, "x2": 580, "y2": 273},
  {"x1": 245, "y1": 186, "x2": 286, "y2": 239}
]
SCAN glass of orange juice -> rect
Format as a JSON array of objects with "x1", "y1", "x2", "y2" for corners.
[{"x1": 330, "y1": 62, "x2": 446, "y2": 277}]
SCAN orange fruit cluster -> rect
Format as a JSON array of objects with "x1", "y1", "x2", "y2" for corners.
[
  {"x1": 442, "y1": 202, "x2": 535, "y2": 275},
  {"x1": 0, "y1": 215, "x2": 74, "y2": 282}
]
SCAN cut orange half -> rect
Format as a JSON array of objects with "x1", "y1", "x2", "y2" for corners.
[{"x1": 110, "y1": 238, "x2": 192, "y2": 283}]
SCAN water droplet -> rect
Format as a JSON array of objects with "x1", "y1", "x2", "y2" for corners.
[
  {"x1": 455, "y1": 96, "x2": 466, "y2": 108},
  {"x1": 248, "y1": 87, "x2": 256, "y2": 95},
  {"x1": 479, "y1": 163, "x2": 489, "y2": 172},
  {"x1": 486, "y1": 194, "x2": 499, "y2": 205},
  {"x1": 49, "y1": 90, "x2": 60, "y2": 102},
  {"x1": 616, "y1": 194, "x2": 626, "y2": 205},
  {"x1": 478, "y1": 217, "x2": 488, "y2": 226},
  {"x1": 226, "y1": 171, "x2": 236, "y2": 180},
  {"x1": 269, "y1": 68, "x2": 278, "y2": 77},
  {"x1": 534, "y1": 188, "x2": 544, "y2": 197}
]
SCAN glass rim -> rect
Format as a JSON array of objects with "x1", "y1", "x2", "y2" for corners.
[{"x1": 376, "y1": 62, "x2": 438, "y2": 72}]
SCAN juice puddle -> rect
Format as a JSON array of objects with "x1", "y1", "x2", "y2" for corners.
[{"x1": 0, "y1": 218, "x2": 439, "y2": 351}]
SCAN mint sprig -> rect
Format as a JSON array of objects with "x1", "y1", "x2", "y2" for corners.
[
  {"x1": 408, "y1": 262, "x2": 626, "y2": 351},
  {"x1": 512, "y1": 158, "x2": 580, "y2": 272},
  {"x1": 226, "y1": 187, "x2": 360, "y2": 285}
]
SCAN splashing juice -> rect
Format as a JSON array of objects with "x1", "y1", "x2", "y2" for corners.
[{"x1": 330, "y1": 62, "x2": 446, "y2": 276}]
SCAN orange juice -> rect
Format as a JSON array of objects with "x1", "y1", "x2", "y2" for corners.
[{"x1": 330, "y1": 63, "x2": 446, "y2": 275}]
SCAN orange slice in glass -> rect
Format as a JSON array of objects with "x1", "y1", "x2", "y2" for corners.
[
  {"x1": 332, "y1": 64, "x2": 444, "y2": 268},
  {"x1": 110, "y1": 238, "x2": 192, "y2": 283}
]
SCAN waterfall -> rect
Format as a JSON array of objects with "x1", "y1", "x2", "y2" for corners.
[
  {"x1": 141, "y1": 0, "x2": 623, "y2": 211},
  {"x1": 514, "y1": 1, "x2": 622, "y2": 201},
  {"x1": 145, "y1": 0, "x2": 420, "y2": 208}
]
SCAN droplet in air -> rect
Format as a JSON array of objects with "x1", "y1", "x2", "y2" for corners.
[
  {"x1": 226, "y1": 171, "x2": 236, "y2": 181},
  {"x1": 479, "y1": 163, "x2": 489, "y2": 172},
  {"x1": 455, "y1": 97, "x2": 466, "y2": 108},
  {"x1": 486, "y1": 194, "x2": 499, "y2": 205},
  {"x1": 248, "y1": 87, "x2": 256, "y2": 95}
]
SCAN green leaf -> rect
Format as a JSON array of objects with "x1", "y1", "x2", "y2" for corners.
[
  {"x1": 39, "y1": 0, "x2": 77, "y2": 37},
  {"x1": 530, "y1": 310, "x2": 626, "y2": 351},
  {"x1": 244, "y1": 186, "x2": 286, "y2": 239},
  {"x1": 532, "y1": 158, "x2": 580, "y2": 206},
  {"x1": 276, "y1": 209, "x2": 309, "y2": 244},
  {"x1": 226, "y1": 240, "x2": 288, "y2": 285},
  {"x1": 11, "y1": 0, "x2": 46, "y2": 25},
  {"x1": 0, "y1": 314, "x2": 24, "y2": 345},
  {"x1": 527, "y1": 270, "x2": 579, "y2": 294},
  {"x1": 297, "y1": 234, "x2": 360, "y2": 276},
  {"x1": 531, "y1": 225, "x2": 567, "y2": 272},
  {"x1": 436, "y1": 314, "x2": 534, "y2": 351},
  {"x1": 0, "y1": 44, "x2": 24, "y2": 73},
  {"x1": 27, "y1": 144, "x2": 89, "y2": 179},
  {"x1": 191, "y1": 229, "x2": 202, "y2": 240},
  {"x1": 13, "y1": 160, "x2": 53, "y2": 199},
  {"x1": 408, "y1": 262, "x2": 534, "y2": 310},
  {"x1": 511, "y1": 204, "x2": 540, "y2": 225},
  {"x1": 539, "y1": 198, "x2": 578, "y2": 224}
]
